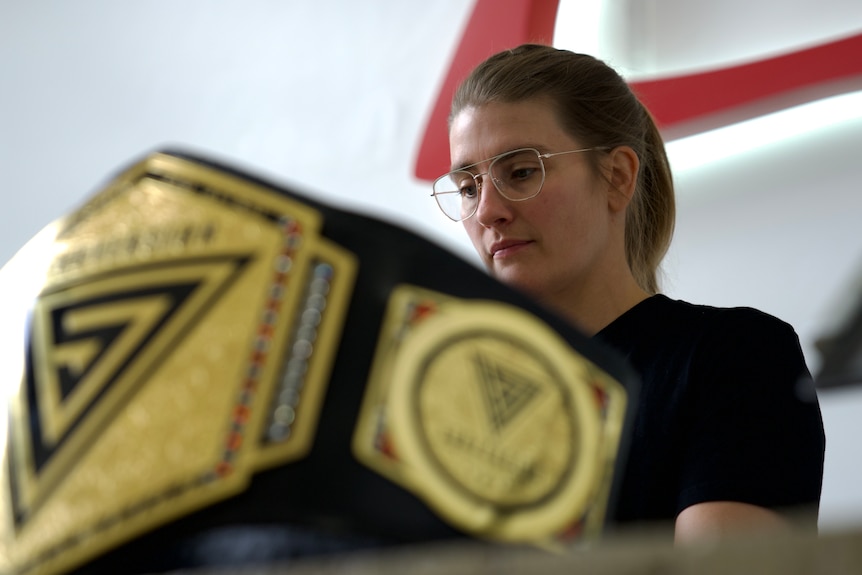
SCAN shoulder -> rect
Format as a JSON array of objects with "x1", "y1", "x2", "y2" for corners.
[
  {"x1": 599, "y1": 294, "x2": 801, "y2": 355},
  {"x1": 640, "y1": 294, "x2": 794, "y2": 332},
  {"x1": 596, "y1": 294, "x2": 812, "y2": 402},
  {"x1": 675, "y1": 298, "x2": 802, "y2": 363},
  {"x1": 661, "y1": 296, "x2": 807, "y2": 375}
]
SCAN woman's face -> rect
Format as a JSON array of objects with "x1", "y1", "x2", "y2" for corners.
[{"x1": 449, "y1": 99, "x2": 619, "y2": 307}]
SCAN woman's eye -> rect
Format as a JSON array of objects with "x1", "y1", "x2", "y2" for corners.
[
  {"x1": 459, "y1": 183, "x2": 478, "y2": 198},
  {"x1": 510, "y1": 167, "x2": 537, "y2": 181}
]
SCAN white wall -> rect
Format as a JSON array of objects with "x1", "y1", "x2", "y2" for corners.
[
  {"x1": 605, "y1": 0, "x2": 862, "y2": 76},
  {"x1": 1, "y1": 0, "x2": 861, "y2": 531},
  {"x1": 0, "y1": 0, "x2": 474, "y2": 266}
]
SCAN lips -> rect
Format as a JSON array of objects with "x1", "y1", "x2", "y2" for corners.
[{"x1": 489, "y1": 239, "x2": 532, "y2": 258}]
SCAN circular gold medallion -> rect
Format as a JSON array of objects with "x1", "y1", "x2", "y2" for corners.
[{"x1": 388, "y1": 302, "x2": 602, "y2": 542}]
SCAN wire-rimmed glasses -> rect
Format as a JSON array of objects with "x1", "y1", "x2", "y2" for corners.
[{"x1": 431, "y1": 147, "x2": 602, "y2": 222}]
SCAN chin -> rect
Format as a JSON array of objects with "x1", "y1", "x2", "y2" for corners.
[{"x1": 494, "y1": 269, "x2": 543, "y2": 299}]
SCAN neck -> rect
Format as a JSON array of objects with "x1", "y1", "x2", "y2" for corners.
[{"x1": 539, "y1": 272, "x2": 650, "y2": 336}]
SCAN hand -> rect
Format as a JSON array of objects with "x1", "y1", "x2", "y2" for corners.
[{"x1": 675, "y1": 501, "x2": 790, "y2": 543}]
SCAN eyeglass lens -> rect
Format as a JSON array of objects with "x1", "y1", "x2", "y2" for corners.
[{"x1": 433, "y1": 149, "x2": 545, "y2": 221}]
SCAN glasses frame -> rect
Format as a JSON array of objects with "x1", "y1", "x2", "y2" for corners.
[{"x1": 431, "y1": 147, "x2": 604, "y2": 222}]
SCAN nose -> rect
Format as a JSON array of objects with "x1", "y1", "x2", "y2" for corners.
[{"x1": 473, "y1": 173, "x2": 513, "y2": 226}]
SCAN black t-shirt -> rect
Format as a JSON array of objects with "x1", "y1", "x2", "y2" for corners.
[{"x1": 594, "y1": 295, "x2": 825, "y2": 527}]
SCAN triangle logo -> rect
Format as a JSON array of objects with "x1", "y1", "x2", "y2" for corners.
[
  {"x1": 13, "y1": 255, "x2": 249, "y2": 518},
  {"x1": 473, "y1": 351, "x2": 541, "y2": 433}
]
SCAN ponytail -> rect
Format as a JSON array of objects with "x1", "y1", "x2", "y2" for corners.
[{"x1": 625, "y1": 103, "x2": 675, "y2": 294}]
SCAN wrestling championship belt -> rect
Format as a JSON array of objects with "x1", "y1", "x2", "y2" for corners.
[{"x1": 0, "y1": 151, "x2": 638, "y2": 575}]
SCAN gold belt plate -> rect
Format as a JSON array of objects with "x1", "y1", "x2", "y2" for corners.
[
  {"x1": 354, "y1": 285, "x2": 627, "y2": 548},
  {"x1": 0, "y1": 153, "x2": 356, "y2": 575}
]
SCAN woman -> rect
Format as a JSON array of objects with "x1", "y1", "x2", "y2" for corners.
[{"x1": 431, "y1": 44, "x2": 825, "y2": 542}]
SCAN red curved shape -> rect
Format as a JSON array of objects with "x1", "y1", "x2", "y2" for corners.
[
  {"x1": 414, "y1": 0, "x2": 559, "y2": 182},
  {"x1": 630, "y1": 32, "x2": 862, "y2": 138},
  {"x1": 413, "y1": 0, "x2": 862, "y2": 181}
]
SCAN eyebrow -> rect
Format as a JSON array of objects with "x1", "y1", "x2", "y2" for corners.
[{"x1": 450, "y1": 145, "x2": 548, "y2": 172}]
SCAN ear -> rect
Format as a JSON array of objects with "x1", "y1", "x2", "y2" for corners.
[{"x1": 604, "y1": 146, "x2": 639, "y2": 213}]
